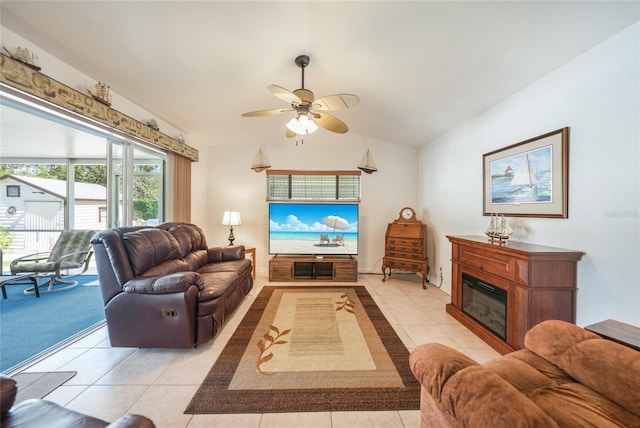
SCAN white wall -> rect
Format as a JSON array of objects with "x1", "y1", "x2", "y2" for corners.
[
  {"x1": 419, "y1": 23, "x2": 640, "y2": 327},
  {"x1": 200, "y1": 135, "x2": 419, "y2": 276},
  {"x1": 0, "y1": 27, "x2": 185, "y2": 138}
]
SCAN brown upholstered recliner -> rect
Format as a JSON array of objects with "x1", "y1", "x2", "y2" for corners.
[
  {"x1": 409, "y1": 320, "x2": 640, "y2": 427},
  {"x1": 0, "y1": 375, "x2": 154, "y2": 427},
  {"x1": 91, "y1": 222, "x2": 253, "y2": 348}
]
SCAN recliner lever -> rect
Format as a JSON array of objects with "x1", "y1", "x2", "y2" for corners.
[{"x1": 162, "y1": 308, "x2": 177, "y2": 317}]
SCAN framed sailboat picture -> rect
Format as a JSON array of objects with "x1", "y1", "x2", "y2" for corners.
[{"x1": 483, "y1": 127, "x2": 569, "y2": 218}]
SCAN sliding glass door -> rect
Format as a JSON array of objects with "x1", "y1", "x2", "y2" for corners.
[
  {"x1": 0, "y1": 87, "x2": 167, "y2": 254},
  {"x1": 0, "y1": 86, "x2": 169, "y2": 373}
]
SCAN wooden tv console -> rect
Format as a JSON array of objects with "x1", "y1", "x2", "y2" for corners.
[
  {"x1": 269, "y1": 256, "x2": 358, "y2": 282},
  {"x1": 446, "y1": 235, "x2": 584, "y2": 354}
]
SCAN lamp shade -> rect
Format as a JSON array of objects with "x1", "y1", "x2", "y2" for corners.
[
  {"x1": 286, "y1": 114, "x2": 318, "y2": 135},
  {"x1": 221, "y1": 210, "x2": 242, "y2": 226}
]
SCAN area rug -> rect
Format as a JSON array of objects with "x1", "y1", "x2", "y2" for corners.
[
  {"x1": 185, "y1": 285, "x2": 420, "y2": 414},
  {"x1": 13, "y1": 371, "x2": 76, "y2": 402}
]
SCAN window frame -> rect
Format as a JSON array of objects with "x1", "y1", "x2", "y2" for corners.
[
  {"x1": 6, "y1": 185, "x2": 20, "y2": 197},
  {"x1": 266, "y1": 170, "x2": 361, "y2": 202}
]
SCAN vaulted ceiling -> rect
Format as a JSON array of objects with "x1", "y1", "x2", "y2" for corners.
[{"x1": 1, "y1": 1, "x2": 638, "y2": 151}]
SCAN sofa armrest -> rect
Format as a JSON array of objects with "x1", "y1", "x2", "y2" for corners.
[
  {"x1": 410, "y1": 343, "x2": 479, "y2": 400},
  {"x1": 123, "y1": 272, "x2": 204, "y2": 294},
  {"x1": 107, "y1": 414, "x2": 156, "y2": 428},
  {"x1": 0, "y1": 375, "x2": 17, "y2": 418},
  {"x1": 207, "y1": 245, "x2": 245, "y2": 263}
]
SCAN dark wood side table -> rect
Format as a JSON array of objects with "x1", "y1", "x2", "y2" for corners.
[
  {"x1": 585, "y1": 319, "x2": 640, "y2": 351},
  {"x1": 245, "y1": 247, "x2": 256, "y2": 279}
]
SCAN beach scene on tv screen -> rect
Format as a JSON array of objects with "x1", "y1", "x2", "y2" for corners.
[{"x1": 269, "y1": 203, "x2": 358, "y2": 255}]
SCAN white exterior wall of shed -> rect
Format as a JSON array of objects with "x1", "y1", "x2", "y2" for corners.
[
  {"x1": 74, "y1": 202, "x2": 107, "y2": 232},
  {"x1": 0, "y1": 178, "x2": 106, "y2": 251}
]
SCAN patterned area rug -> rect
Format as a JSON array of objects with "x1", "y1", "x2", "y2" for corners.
[{"x1": 185, "y1": 286, "x2": 420, "y2": 414}]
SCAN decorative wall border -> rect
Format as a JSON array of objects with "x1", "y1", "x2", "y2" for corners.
[{"x1": 0, "y1": 53, "x2": 199, "y2": 161}]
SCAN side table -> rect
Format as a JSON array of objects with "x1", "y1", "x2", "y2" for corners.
[
  {"x1": 245, "y1": 247, "x2": 256, "y2": 279},
  {"x1": 585, "y1": 319, "x2": 640, "y2": 351}
]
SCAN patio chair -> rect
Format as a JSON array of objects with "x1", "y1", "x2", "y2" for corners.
[
  {"x1": 332, "y1": 234, "x2": 345, "y2": 246},
  {"x1": 9, "y1": 229, "x2": 95, "y2": 295},
  {"x1": 320, "y1": 234, "x2": 330, "y2": 245}
]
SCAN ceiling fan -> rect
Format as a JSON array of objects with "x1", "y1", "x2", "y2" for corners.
[{"x1": 241, "y1": 55, "x2": 359, "y2": 138}]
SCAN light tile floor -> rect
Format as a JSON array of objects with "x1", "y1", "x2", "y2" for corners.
[{"x1": 17, "y1": 273, "x2": 500, "y2": 428}]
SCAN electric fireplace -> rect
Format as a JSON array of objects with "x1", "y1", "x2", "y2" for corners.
[
  {"x1": 461, "y1": 273, "x2": 507, "y2": 340},
  {"x1": 446, "y1": 236, "x2": 583, "y2": 353}
]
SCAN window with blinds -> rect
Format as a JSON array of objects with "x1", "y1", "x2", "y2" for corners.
[{"x1": 266, "y1": 170, "x2": 361, "y2": 201}]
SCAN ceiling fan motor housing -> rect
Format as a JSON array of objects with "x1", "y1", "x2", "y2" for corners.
[{"x1": 295, "y1": 55, "x2": 310, "y2": 69}]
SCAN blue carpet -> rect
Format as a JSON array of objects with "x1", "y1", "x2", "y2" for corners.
[{"x1": 0, "y1": 275, "x2": 105, "y2": 372}]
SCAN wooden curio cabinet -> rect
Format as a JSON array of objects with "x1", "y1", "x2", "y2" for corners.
[{"x1": 382, "y1": 207, "x2": 429, "y2": 288}]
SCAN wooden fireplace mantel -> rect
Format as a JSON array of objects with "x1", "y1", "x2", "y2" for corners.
[{"x1": 446, "y1": 235, "x2": 584, "y2": 354}]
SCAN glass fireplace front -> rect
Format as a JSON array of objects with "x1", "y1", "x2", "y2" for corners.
[{"x1": 461, "y1": 273, "x2": 507, "y2": 339}]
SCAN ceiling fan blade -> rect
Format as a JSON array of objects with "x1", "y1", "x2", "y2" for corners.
[
  {"x1": 312, "y1": 94, "x2": 360, "y2": 111},
  {"x1": 313, "y1": 112, "x2": 349, "y2": 134},
  {"x1": 269, "y1": 84, "x2": 302, "y2": 105},
  {"x1": 241, "y1": 108, "x2": 292, "y2": 117},
  {"x1": 285, "y1": 128, "x2": 296, "y2": 138}
]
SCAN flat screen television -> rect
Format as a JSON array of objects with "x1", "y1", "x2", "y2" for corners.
[{"x1": 269, "y1": 202, "x2": 359, "y2": 255}]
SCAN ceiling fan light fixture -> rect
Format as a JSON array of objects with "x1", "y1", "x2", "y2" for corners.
[{"x1": 286, "y1": 113, "x2": 318, "y2": 135}]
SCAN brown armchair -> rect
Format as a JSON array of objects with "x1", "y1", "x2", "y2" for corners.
[{"x1": 409, "y1": 320, "x2": 640, "y2": 427}]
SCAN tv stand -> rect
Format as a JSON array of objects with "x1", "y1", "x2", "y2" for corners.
[{"x1": 269, "y1": 255, "x2": 358, "y2": 282}]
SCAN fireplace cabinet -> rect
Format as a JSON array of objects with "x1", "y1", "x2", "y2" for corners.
[{"x1": 446, "y1": 235, "x2": 584, "y2": 354}]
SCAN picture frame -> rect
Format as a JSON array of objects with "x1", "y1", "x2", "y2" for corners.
[{"x1": 483, "y1": 127, "x2": 569, "y2": 218}]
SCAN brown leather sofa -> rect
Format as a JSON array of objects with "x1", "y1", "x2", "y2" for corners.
[
  {"x1": 91, "y1": 222, "x2": 253, "y2": 348},
  {"x1": 409, "y1": 320, "x2": 640, "y2": 427},
  {"x1": 1, "y1": 375, "x2": 154, "y2": 427}
]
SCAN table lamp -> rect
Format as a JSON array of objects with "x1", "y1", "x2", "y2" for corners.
[{"x1": 221, "y1": 210, "x2": 241, "y2": 245}]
